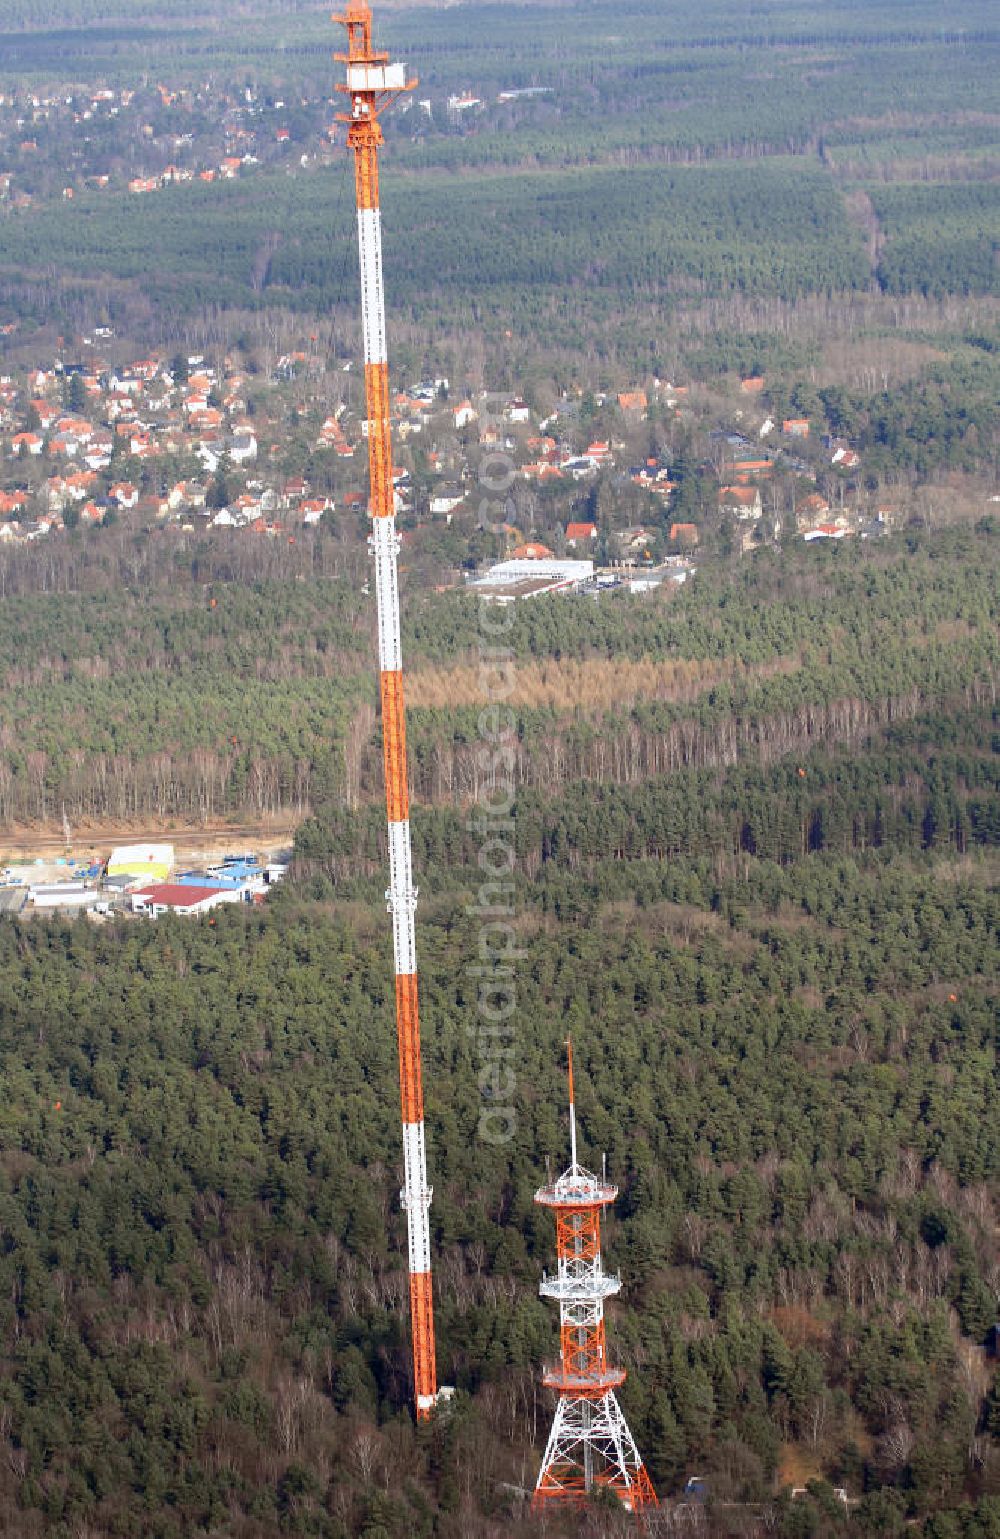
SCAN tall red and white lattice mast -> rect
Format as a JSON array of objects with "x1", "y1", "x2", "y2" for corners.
[
  {"x1": 533, "y1": 1041, "x2": 658, "y2": 1512},
  {"x1": 335, "y1": 2, "x2": 440, "y2": 1420}
]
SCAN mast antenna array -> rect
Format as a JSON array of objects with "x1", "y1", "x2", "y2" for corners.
[{"x1": 335, "y1": 1, "x2": 444, "y2": 1421}]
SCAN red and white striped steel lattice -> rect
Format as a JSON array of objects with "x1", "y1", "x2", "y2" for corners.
[
  {"x1": 335, "y1": 2, "x2": 440, "y2": 1420},
  {"x1": 533, "y1": 1042, "x2": 658, "y2": 1512}
]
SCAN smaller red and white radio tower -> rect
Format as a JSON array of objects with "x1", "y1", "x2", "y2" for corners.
[{"x1": 533, "y1": 1040, "x2": 658, "y2": 1514}]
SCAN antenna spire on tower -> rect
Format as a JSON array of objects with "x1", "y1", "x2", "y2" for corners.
[{"x1": 566, "y1": 1036, "x2": 578, "y2": 1172}]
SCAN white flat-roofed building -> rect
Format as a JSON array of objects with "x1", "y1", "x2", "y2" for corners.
[
  {"x1": 471, "y1": 557, "x2": 594, "y2": 604},
  {"x1": 29, "y1": 883, "x2": 101, "y2": 910}
]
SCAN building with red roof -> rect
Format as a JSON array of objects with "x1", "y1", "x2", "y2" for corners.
[{"x1": 130, "y1": 883, "x2": 243, "y2": 917}]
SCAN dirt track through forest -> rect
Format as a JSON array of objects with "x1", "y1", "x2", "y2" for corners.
[{"x1": 0, "y1": 818, "x2": 299, "y2": 865}]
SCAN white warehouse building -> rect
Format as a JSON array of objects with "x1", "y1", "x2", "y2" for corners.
[{"x1": 471, "y1": 557, "x2": 594, "y2": 604}]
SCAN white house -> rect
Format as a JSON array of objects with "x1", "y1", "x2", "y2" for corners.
[
  {"x1": 430, "y1": 485, "x2": 466, "y2": 516},
  {"x1": 229, "y1": 430, "x2": 257, "y2": 465}
]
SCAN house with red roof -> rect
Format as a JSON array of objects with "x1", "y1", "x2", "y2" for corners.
[
  {"x1": 520, "y1": 462, "x2": 564, "y2": 483},
  {"x1": 630, "y1": 462, "x2": 675, "y2": 500},
  {"x1": 105, "y1": 392, "x2": 136, "y2": 422},
  {"x1": 669, "y1": 522, "x2": 699, "y2": 546},
  {"x1": 730, "y1": 458, "x2": 773, "y2": 481},
  {"x1": 165, "y1": 481, "x2": 206, "y2": 512},
  {"x1": 109, "y1": 482, "x2": 139, "y2": 510},
  {"x1": 510, "y1": 541, "x2": 554, "y2": 560},
  {"x1": 803, "y1": 523, "x2": 851, "y2": 542},
  {"x1": 795, "y1": 492, "x2": 832, "y2": 531},
  {"x1": 83, "y1": 436, "x2": 113, "y2": 471},
  {"x1": 796, "y1": 491, "x2": 830, "y2": 517},
  {"x1": 719, "y1": 485, "x2": 762, "y2": 521},
  {"x1": 301, "y1": 499, "x2": 331, "y2": 525},
  {"x1": 29, "y1": 399, "x2": 57, "y2": 430},
  {"x1": 130, "y1": 883, "x2": 244, "y2": 917}
]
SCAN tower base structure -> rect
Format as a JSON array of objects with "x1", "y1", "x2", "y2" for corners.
[{"x1": 534, "y1": 1388, "x2": 658, "y2": 1512}]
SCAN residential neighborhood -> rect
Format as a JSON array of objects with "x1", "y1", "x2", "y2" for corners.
[
  {"x1": 0, "y1": 324, "x2": 899, "y2": 581},
  {"x1": 0, "y1": 73, "x2": 564, "y2": 211},
  {"x1": 0, "y1": 75, "x2": 931, "y2": 578}
]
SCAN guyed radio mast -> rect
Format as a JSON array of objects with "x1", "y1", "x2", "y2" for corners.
[{"x1": 335, "y1": 1, "x2": 443, "y2": 1420}]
